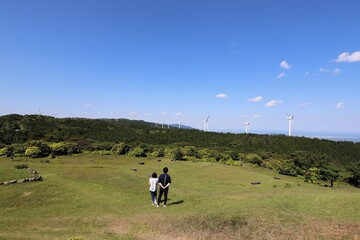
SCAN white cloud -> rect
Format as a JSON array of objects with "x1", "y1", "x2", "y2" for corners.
[
  {"x1": 335, "y1": 51, "x2": 360, "y2": 62},
  {"x1": 216, "y1": 93, "x2": 228, "y2": 99},
  {"x1": 265, "y1": 100, "x2": 283, "y2": 107},
  {"x1": 144, "y1": 112, "x2": 150, "y2": 116},
  {"x1": 280, "y1": 60, "x2": 290, "y2": 70},
  {"x1": 85, "y1": 103, "x2": 92, "y2": 107},
  {"x1": 228, "y1": 41, "x2": 239, "y2": 47},
  {"x1": 161, "y1": 112, "x2": 167, "y2": 115},
  {"x1": 128, "y1": 112, "x2": 138, "y2": 117},
  {"x1": 276, "y1": 72, "x2": 286, "y2": 79},
  {"x1": 247, "y1": 96, "x2": 263, "y2": 102},
  {"x1": 319, "y1": 67, "x2": 329, "y2": 73},
  {"x1": 332, "y1": 68, "x2": 341, "y2": 75},
  {"x1": 335, "y1": 102, "x2": 344, "y2": 109},
  {"x1": 175, "y1": 112, "x2": 183, "y2": 116},
  {"x1": 298, "y1": 102, "x2": 310, "y2": 107}
]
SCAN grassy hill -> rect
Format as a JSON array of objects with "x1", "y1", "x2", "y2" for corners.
[
  {"x1": 1, "y1": 114, "x2": 360, "y2": 187},
  {"x1": 1, "y1": 154, "x2": 359, "y2": 240}
]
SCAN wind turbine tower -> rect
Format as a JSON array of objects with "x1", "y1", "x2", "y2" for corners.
[
  {"x1": 243, "y1": 116, "x2": 256, "y2": 134},
  {"x1": 286, "y1": 113, "x2": 294, "y2": 136},
  {"x1": 203, "y1": 115, "x2": 210, "y2": 132},
  {"x1": 178, "y1": 121, "x2": 182, "y2": 129}
]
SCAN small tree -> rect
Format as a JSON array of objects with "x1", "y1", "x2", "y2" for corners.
[{"x1": 319, "y1": 166, "x2": 340, "y2": 187}]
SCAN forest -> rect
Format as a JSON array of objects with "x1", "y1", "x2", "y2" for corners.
[{"x1": 1, "y1": 114, "x2": 359, "y2": 187}]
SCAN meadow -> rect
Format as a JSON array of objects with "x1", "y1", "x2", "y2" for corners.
[{"x1": 0, "y1": 154, "x2": 359, "y2": 240}]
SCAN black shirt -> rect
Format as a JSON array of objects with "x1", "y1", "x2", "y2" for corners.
[{"x1": 158, "y1": 173, "x2": 171, "y2": 187}]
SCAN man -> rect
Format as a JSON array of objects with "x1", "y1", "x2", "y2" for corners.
[{"x1": 157, "y1": 167, "x2": 171, "y2": 207}]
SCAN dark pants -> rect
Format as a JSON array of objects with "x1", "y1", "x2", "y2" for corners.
[
  {"x1": 150, "y1": 191, "x2": 157, "y2": 203},
  {"x1": 157, "y1": 187, "x2": 169, "y2": 205}
]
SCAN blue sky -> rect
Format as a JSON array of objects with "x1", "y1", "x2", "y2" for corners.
[{"x1": 1, "y1": 0, "x2": 359, "y2": 135}]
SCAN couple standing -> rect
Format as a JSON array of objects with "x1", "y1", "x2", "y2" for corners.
[{"x1": 149, "y1": 167, "x2": 171, "y2": 207}]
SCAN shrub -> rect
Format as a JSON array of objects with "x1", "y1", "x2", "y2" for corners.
[
  {"x1": 14, "y1": 164, "x2": 28, "y2": 169},
  {"x1": 304, "y1": 167, "x2": 320, "y2": 183},
  {"x1": 245, "y1": 153, "x2": 262, "y2": 166},
  {"x1": 277, "y1": 160, "x2": 298, "y2": 176},
  {"x1": 94, "y1": 142, "x2": 113, "y2": 151},
  {"x1": 0, "y1": 147, "x2": 8, "y2": 156},
  {"x1": 181, "y1": 146, "x2": 198, "y2": 157},
  {"x1": 98, "y1": 150, "x2": 112, "y2": 155},
  {"x1": 111, "y1": 142, "x2": 130, "y2": 155},
  {"x1": 25, "y1": 146, "x2": 41, "y2": 158},
  {"x1": 50, "y1": 142, "x2": 80, "y2": 155},
  {"x1": 27, "y1": 140, "x2": 51, "y2": 157},
  {"x1": 128, "y1": 147, "x2": 146, "y2": 157},
  {"x1": 262, "y1": 158, "x2": 283, "y2": 170}
]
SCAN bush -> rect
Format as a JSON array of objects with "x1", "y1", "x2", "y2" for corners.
[
  {"x1": 245, "y1": 153, "x2": 262, "y2": 166},
  {"x1": 181, "y1": 146, "x2": 198, "y2": 157},
  {"x1": 128, "y1": 147, "x2": 146, "y2": 157},
  {"x1": 0, "y1": 147, "x2": 8, "y2": 156},
  {"x1": 277, "y1": 160, "x2": 297, "y2": 176},
  {"x1": 262, "y1": 158, "x2": 283, "y2": 170},
  {"x1": 27, "y1": 140, "x2": 51, "y2": 157},
  {"x1": 98, "y1": 150, "x2": 112, "y2": 155},
  {"x1": 94, "y1": 142, "x2": 113, "y2": 151},
  {"x1": 111, "y1": 142, "x2": 130, "y2": 155},
  {"x1": 304, "y1": 167, "x2": 320, "y2": 183},
  {"x1": 25, "y1": 146, "x2": 41, "y2": 158},
  {"x1": 50, "y1": 142, "x2": 80, "y2": 155},
  {"x1": 14, "y1": 164, "x2": 28, "y2": 169}
]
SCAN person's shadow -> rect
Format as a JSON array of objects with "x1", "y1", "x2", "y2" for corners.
[
  {"x1": 168, "y1": 199, "x2": 184, "y2": 206},
  {"x1": 158, "y1": 199, "x2": 185, "y2": 206}
]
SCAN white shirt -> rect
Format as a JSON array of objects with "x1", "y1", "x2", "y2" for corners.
[{"x1": 149, "y1": 177, "x2": 158, "y2": 192}]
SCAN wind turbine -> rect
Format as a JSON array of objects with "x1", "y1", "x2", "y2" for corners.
[
  {"x1": 178, "y1": 121, "x2": 182, "y2": 129},
  {"x1": 243, "y1": 115, "x2": 258, "y2": 134},
  {"x1": 203, "y1": 115, "x2": 210, "y2": 132},
  {"x1": 286, "y1": 113, "x2": 294, "y2": 136},
  {"x1": 243, "y1": 116, "x2": 255, "y2": 134}
]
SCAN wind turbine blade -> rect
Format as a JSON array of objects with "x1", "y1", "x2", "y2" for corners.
[{"x1": 206, "y1": 115, "x2": 210, "y2": 123}]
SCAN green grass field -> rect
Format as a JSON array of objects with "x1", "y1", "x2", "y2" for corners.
[{"x1": 1, "y1": 154, "x2": 359, "y2": 240}]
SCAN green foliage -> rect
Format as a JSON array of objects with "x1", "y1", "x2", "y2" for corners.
[
  {"x1": 347, "y1": 161, "x2": 360, "y2": 187},
  {"x1": 304, "y1": 167, "x2": 320, "y2": 183},
  {"x1": 245, "y1": 153, "x2": 262, "y2": 165},
  {"x1": 181, "y1": 146, "x2": 198, "y2": 157},
  {"x1": 50, "y1": 142, "x2": 80, "y2": 155},
  {"x1": 277, "y1": 160, "x2": 297, "y2": 176},
  {"x1": 111, "y1": 142, "x2": 130, "y2": 155},
  {"x1": 94, "y1": 142, "x2": 113, "y2": 151},
  {"x1": 262, "y1": 158, "x2": 283, "y2": 170},
  {"x1": 14, "y1": 164, "x2": 28, "y2": 169},
  {"x1": 172, "y1": 148, "x2": 183, "y2": 160},
  {"x1": 319, "y1": 165, "x2": 340, "y2": 187},
  {"x1": 0, "y1": 147, "x2": 8, "y2": 156},
  {"x1": 128, "y1": 146, "x2": 146, "y2": 157},
  {"x1": 98, "y1": 150, "x2": 112, "y2": 155},
  {"x1": 25, "y1": 146, "x2": 41, "y2": 158}
]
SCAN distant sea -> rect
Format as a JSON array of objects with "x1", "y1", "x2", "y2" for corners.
[{"x1": 215, "y1": 129, "x2": 360, "y2": 143}]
